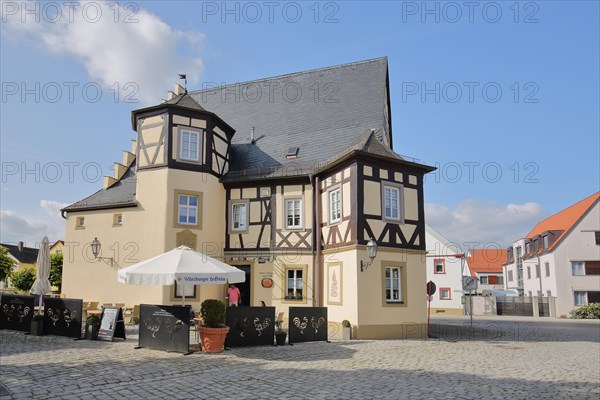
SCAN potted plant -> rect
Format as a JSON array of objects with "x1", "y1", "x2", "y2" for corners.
[
  {"x1": 85, "y1": 314, "x2": 101, "y2": 340},
  {"x1": 30, "y1": 313, "x2": 44, "y2": 336},
  {"x1": 198, "y1": 299, "x2": 229, "y2": 353},
  {"x1": 275, "y1": 319, "x2": 287, "y2": 346},
  {"x1": 342, "y1": 320, "x2": 351, "y2": 340}
]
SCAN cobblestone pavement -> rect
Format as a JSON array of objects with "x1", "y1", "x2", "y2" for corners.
[{"x1": 1, "y1": 318, "x2": 599, "y2": 400}]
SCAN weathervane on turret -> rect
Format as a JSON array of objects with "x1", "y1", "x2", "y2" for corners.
[{"x1": 178, "y1": 73, "x2": 187, "y2": 91}]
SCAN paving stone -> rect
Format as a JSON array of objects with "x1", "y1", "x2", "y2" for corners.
[{"x1": 1, "y1": 318, "x2": 599, "y2": 399}]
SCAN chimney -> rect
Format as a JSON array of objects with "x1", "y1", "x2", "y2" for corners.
[
  {"x1": 250, "y1": 127, "x2": 255, "y2": 144},
  {"x1": 18, "y1": 241, "x2": 23, "y2": 252}
]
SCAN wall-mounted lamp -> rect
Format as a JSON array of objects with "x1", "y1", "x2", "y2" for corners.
[
  {"x1": 360, "y1": 238, "x2": 378, "y2": 272},
  {"x1": 90, "y1": 237, "x2": 115, "y2": 268},
  {"x1": 257, "y1": 257, "x2": 267, "y2": 264}
]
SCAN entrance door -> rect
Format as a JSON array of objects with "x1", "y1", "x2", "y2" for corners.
[{"x1": 236, "y1": 265, "x2": 251, "y2": 306}]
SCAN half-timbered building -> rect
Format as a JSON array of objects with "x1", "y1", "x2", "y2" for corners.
[{"x1": 61, "y1": 57, "x2": 435, "y2": 338}]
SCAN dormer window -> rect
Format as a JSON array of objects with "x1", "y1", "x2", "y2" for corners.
[
  {"x1": 542, "y1": 235, "x2": 549, "y2": 250},
  {"x1": 286, "y1": 147, "x2": 299, "y2": 158}
]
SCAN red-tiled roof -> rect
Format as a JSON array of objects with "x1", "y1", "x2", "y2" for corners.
[
  {"x1": 467, "y1": 248, "x2": 507, "y2": 276},
  {"x1": 526, "y1": 192, "x2": 599, "y2": 251}
]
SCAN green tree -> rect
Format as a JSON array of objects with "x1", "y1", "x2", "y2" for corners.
[
  {"x1": 0, "y1": 246, "x2": 16, "y2": 282},
  {"x1": 49, "y1": 253, "x2": 63, "y2": 292},
  {"x1": 11, "y1": 267, "x2": 36, "y2": 292}
]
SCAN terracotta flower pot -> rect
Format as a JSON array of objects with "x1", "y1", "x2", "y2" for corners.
[{"x1": 198, "y1": 326, "x2": 230, "y2": 353}]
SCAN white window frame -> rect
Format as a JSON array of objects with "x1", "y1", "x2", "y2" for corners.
[
  {"x1": 285, "y1": 198, "x2": 303, "y2": 229},
  {"x1": 480, "y1": 276, "x2": 488, "y2": 284},
  {"x1": 231, "y1": 202, "x2": 248, "y2": 232},
  {"x1": 545, "y1": 262, "x2": 550, "y2": 277},
  {"x1": 439, "y1": 288, "x2": 451, "y2": 300},
  {"x1": 571, "y1": 261, "x2": 585, "y2": 276},
  {"x1": 434, "y1": 259, "x2": 445, "y2": 274},
  {"x1": 497, "y1": 275, "x2": 504, "y2": 285},
  {"x1": 178, "y1": 194, "x2": 199, "y2": 226},
  {"x1": 574, "y1": 291, "x2": 587, "y2": 306},
  {"x1": 543, "y1": 235, "x2": 549, "y2": 249},
  {"x1": 329, "y1": 188, "x2": 341, "y2": 224},
  {"x1": 508, "y1": 270, "x2": 514, "y2": 282},
  {"x1": 285, "y1": 268, "x2": 304, "y2": 300},
  {"x1": 385, "y1": 266, "x2": 402, "y2": 303},
  {"x1": 179, "y1": 128, "x2": 201, "y2": 162},
  {"x1": 382, "y1": 183, "x2": 403, "y2": 222}
]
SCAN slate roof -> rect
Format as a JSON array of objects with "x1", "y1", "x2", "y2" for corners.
[
  {"x1": 63, "y1": 57, "x2": 433, "y2": 212},
  {"x1": 0, "y1": 244, "x2": 38, "y2": 264},
  {"x1": 62, "y1": 164, "x2": 137, "y2": 212},
  {"x1": 164, "y1": 93, "x2": 206, "y2": 111},
  {"x1": 188, "y1": 57, "x2": 393, "y2": 179},
  {"x1": 467, "y1": 249, "x2": 508, "y2": 276}
]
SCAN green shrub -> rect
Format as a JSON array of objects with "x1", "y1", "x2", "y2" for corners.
[
  {"x1": 200, "y1": 299, "x2": 226, "y2": 328},
  {"x1": 10, "y1": 267, "x2": 36, "y2": 292},
  {"x1": 342, "y1": 320, "x2": 351, "y2": 328},
  {"x1": 570, "y1": 303, "x2": 600, "y2": 319},
  {"x1": 86, "y1": 314, "x2": 101, "y2": 325}
]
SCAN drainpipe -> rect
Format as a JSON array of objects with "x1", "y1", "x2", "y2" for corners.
[{"x1": 314, "y1": 175, "x2": 323, "y2": 307}]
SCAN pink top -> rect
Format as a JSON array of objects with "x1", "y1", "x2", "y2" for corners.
[{"x1": 227, "y1": 286, "x2": 241, "y2": 304}]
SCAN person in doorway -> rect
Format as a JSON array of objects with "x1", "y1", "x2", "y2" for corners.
[
  {"x1": 227, "y1": 284, "x2": 241, "y2": 307},
  {"x1": 259, "y1": 301, "x2": 266, "y2": 307}
]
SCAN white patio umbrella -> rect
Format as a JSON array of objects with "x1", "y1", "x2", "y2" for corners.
[
  {"x1": 30, "y1": 236, "x2": 52, "y2": 310},
  {"x1": 117, "y1": 245, "x2": 245, "y2": 305}
]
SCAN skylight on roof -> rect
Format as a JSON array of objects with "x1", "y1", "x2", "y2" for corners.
[{"x1": 286, "y1": 147, "x2": 299, "y2": 158}]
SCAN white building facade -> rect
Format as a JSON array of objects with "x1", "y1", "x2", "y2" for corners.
[
  {"x1": 504, "y1": 192, "x2": 600, "y2": 317},
  {"x1": 425, "y1": 225, "x2": 464, "y2": 315}
]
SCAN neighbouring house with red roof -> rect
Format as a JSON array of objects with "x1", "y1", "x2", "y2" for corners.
[
  {"x1": 465, "y1": 248, "x2": 507, "y2": 295},
  {"x1": 503, "y1": 192, "x2": 600, "y2": 317}
]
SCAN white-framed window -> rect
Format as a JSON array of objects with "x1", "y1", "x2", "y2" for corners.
[
  {"x1": 571, "y1": 261, "x2": 585, "y2": 276},
  {"x1": 76, "y1": 216, "x2": 85, "y2": 228},
  {"x1": 535, "y1": 264, "x2": 540, "y2": 278},
  {"x1": 439, "y1": 288, "x2": 451, "y2": 300},
  {"x1": 178, "y1": 194, "x2": 198, "y2": 225},
  {"x1": 434, "y1": 259, "x2": 445, "y2": 274},
  {"x1": 574, "y1": 291, "x2": 587, "y2": 306},
  {"x1": 527, "y1": 266, "x2": 531, "y2": 279},
  {"x1": 508, "y1": 270, "x2": 514, "y2": 282},
  {"x1": 543, "y1": 235, "x2": 549, "y2": 249},
  {"x1": 497, "y1": 275, "x2": 504, "y2": 285},
  {"x1": 179, "y1": 129, "x2": 201, "y2": 161},
  {"x1": 480, "y1": 276, "x2": 488, "y2": 284},
  {"x1": 383, "y1": 184, "x2": 402, "y2": 221},
  {"x1": 528, "y1": 291, "x2": 532, "y2": 297},
  {"x1": 545, "y1": 262, "x2": 550, "y2": 277},
  {"x1": 329, "y1": 188, "x2": 341, "y2": 223},
  {"x1": 285, "y1": 269, "x2": 303, "y2": 300},
  {"x1": 231, "y1": 202, "x2": 248, "y2": 232},
  {"x1": 546, "y1": 290, "x2": 552, "y2": 297},
  {"x1": 385, "y1": 266, "x2": 402, "y2": 302},
  {"x1": 285, "y1": 199, "x2": 302, "y2": 229}
]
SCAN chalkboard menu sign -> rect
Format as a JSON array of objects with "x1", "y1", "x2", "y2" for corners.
[
  {"x1": 0, "y1": 295, "x2": 35, "y2": 332},
  {"x1": 98, "y1": 307, "x2": 126, "y2": 341},
  {"x1": 288, "y1": 307, "x2": 328, "y2": 344},
  {"x1": 138, "y1": 304, "x2": 190, "y2": 354},
  {"x1": 43, "y1": 298, "x2": 83, "y2": 338},
  {"x1": 225, "y1": 306, "x2": 275, "y2": 347}
]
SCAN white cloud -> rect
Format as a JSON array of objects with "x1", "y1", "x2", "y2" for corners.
[
  {"x1": 2, "y1": 1, "x2": 204, "y2": 103},
  {"x1": 0, "y1": 200, "x2": 68, "y2": 246},
  {"x1": 425, "y1": 200, "x2": 546, "y2": 250}
]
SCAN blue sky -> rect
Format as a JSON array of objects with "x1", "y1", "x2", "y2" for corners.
[{"x1": 1, "y1": 1, "x2": 599, "y2": 249}]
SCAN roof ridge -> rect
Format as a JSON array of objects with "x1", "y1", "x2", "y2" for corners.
[
  {"x1": 527, "y1": 191, "x2": 599, "y2": 237},
  {"x1": 189, "y1": 57, "x2": 388, "y2": 94}
]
